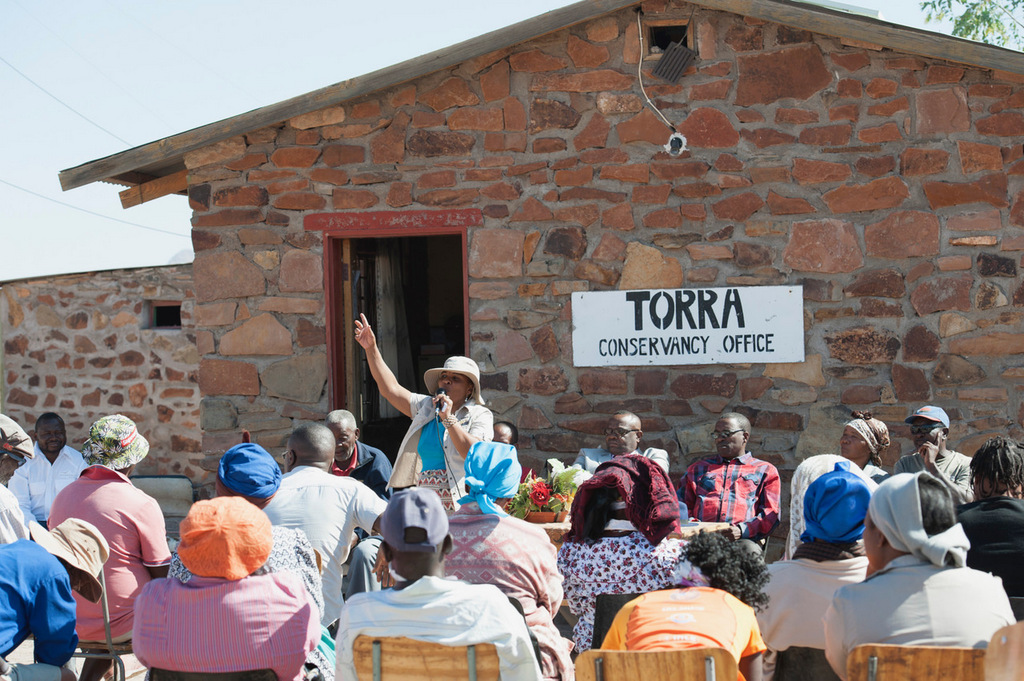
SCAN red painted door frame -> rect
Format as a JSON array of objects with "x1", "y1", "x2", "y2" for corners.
[{"x1": 304, "y1": 209, "x2": 482, "y2": 410}]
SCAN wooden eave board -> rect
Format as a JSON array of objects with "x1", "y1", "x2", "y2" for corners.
[
  {"x1": 57, "y1": 0, "x2": 641, "y2": 193},
  {"x1": 58, "y1": 0, "x2": 1024, "y2": 194},
  {"x1": 693, "y1": 0, "x2": 1024, "y2": 74}
]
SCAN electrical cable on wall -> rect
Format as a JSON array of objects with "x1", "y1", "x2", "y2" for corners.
[{"x1": 635, "y1": 9, "x2": 689, "y2": 156}]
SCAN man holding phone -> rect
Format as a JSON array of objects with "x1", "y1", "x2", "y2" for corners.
[{"x1": 894, "y1": 406, "x2": 973, "y2": 503}]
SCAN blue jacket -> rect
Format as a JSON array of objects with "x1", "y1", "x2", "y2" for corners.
[
  {"x1": 348, "y1": 441, "x2": 393, "y2": 502},
  {"x1": 0, "y1": 540, "x2": 78, "y2": 664}
]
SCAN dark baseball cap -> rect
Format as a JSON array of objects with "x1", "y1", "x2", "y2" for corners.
[{"x1": 380, "y1": 488, "x2": 448, "y2": 553}]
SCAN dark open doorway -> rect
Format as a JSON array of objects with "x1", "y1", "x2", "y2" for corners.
[{"x1": 327, "y1": 231, "x2": 467, "y2": 461}]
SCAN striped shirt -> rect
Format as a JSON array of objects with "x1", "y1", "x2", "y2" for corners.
[
  {"x1": 680, "y1": 453, "x2": 781, "y2": 540},
  {"x1": 133, "y1": 572, "x2": 319, "y2": 681}
]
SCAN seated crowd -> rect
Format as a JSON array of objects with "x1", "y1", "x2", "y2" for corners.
[{"x1": 0, "y1": 398, "x2": 1021, "y2": 681}]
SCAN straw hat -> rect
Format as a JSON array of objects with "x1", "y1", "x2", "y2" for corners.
[
  {"x1": 423, "y1": 356, "x2": 485, "y2": 406},
  {"x1": 31, "y1": 519, "x2": 110, "y2": 603}
]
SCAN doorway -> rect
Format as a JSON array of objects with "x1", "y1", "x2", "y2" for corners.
[{"x1": 327, "y1": 232, "x2": 467, "y2": 461}]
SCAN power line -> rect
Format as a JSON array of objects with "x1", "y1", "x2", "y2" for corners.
[
  {"x1": 10, "y1": 0, "x2": 179, "y2": 134},
  {"x1": 103, "y1": 0, "x2": 265, "y2": 108},
  {"x1": 0, "y1": 178, "x2": 189, "y2": 239},
  {"x1": 0, "y1": 53, "x2": 132, "y2": 146}
]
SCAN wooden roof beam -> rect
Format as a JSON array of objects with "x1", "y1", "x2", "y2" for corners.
[
  {"x1": 118, "y1": 169, "x2": 188, "y2": 208},
  {"x1": 692, "y1": 0, "x2": 1021, "y2": 73},
  {"x1": 57, "y1": 0, "x2": 640, "y2": 193}
]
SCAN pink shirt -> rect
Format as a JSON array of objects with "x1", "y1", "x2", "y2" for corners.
[
  {"x1": 133, "y1": 572, "x2": 319, "y2": 681},
  {"x1": 448, "y1": 502, "x2": 573, "y2": 681},
  {"x1": 49, "y1": 466, "x2": 171, "y2": 641}
]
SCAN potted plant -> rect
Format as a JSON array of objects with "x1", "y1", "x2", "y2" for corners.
[{"x1": 508, "y1": 459, "x2": 586, "y2": 523}]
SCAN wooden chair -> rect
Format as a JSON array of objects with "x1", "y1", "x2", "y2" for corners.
[
  {"x1": 590, "y1": 593, "x2": 642, "y2": 649},
  {"x1": 774, "y1": 646, "x2": 840, "y2": 681},
  {"x1": 150, "y1": 671, "x2": 277, "y2": 681},
  {"x1": 71, "y1": 569, "x2": 132, "y2": 681},
  {"x1": 575, "y1": 648, "x2": 738, "y2": 681},
  {"x1": 1007, "y1": 597, "x2": 1024, "y2": 622},
  {"x1": 846, "y1": 644, "x2": 985, "y2": 681},
  {"x1": 985, "y1": 620, "x2": 1024, "y2": 681},
  {"x1": 130, "y1": 474, "x2": 195, "y2": 538},
  {"x1": 352, "y1": 636, "x2": 499, "y2": 681}
]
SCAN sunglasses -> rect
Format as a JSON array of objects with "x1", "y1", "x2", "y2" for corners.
[
  {"x1": 909, "y1": 424, "x2": 943, "y2": 435},
  {"x1": 605, "y1": 428, "x2": 640, "y2": 438},
  {"x1": 712, "y1": 428, "x2": 745, "y2": 440}
]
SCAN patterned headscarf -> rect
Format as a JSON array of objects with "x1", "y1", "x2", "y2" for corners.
[
  {"x1": 81, "y1": 415, "x2": 149, "y2": 470},
  {"x1": 567, "y1": 455, "x2": 680, "y2": 546},
  {"x1": 845, "y1": 411, "x2": 890, "y2": 459}
]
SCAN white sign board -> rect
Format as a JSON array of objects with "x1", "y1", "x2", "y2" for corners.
[{"x1": 571, "y1": 285, "x2": 804, "y2": 367}]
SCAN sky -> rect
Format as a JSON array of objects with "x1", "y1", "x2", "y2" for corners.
[{"x1": 0, "y1": 0, "x2": 957, "y2": 283}]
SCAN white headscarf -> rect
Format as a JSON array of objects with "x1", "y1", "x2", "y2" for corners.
[
  {"x1": 868, "y1": 472, "x2": 969, "y2": 568},
  {"x1": 785, "y1": 454, "x2": 878, "y2": 559}
]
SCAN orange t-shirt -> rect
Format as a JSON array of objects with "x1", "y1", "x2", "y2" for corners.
[{"x1": 601, "y1": 587, "x2": 766, "y2": 680}]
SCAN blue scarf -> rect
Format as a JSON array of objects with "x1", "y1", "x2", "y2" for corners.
[{"x1": 459, "y1": 442, "x2": 522, "y2": 516}]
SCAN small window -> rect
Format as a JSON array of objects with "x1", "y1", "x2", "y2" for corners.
[
  {"x1": 150, "y1": 301, "x2": 182, "y2": 329},
  {"x1": 644, "y1": 20, "x2": 692, "y2": 59}
]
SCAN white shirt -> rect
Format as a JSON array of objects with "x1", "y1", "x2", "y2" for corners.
[
  {"x1": 8, "y1": 444, "x2": 87, "y2": 523},
  {"x1": 264, "y1": 465, "x2": 387, "y2": 627},
  {"x1": 573, "y1": 447, "x2": 670, "y2": 474},
  {"x1": 758, "y1": 556, "x2": 868, "y2": 680},
  {"x1": 0, "y1": 485, "x2": 29, "y2": 544},
  {"x1": 389, "y1": 393, "x2": 493, "y2": 491},
  {"x1": 335, "y1": 575, "x2": 542, "y2": 681},
  {"x1": 824, "y1": 555, "x2": 1015, "y2": 679}
]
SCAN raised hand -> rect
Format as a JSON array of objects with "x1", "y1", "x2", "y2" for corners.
[{"x1": 353, "y1": 313, "x2": 377, "y2": 351}]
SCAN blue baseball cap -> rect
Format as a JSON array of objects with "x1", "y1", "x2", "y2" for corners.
[{"x1": 904, "y1": 406, "x2": 950, "y2": 428}]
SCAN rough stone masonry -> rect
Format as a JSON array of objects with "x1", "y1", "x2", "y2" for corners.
[{"x1": 18, "y1": 0, "x2": 1024, "y2": 545}]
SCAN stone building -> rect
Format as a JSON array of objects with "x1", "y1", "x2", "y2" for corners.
[
  {"x1": 1, "y1": 265, "x2": 202, "y2": 479},
  {"x1": 57, "y1": 0, "x2": 1024, "y2": 538}
]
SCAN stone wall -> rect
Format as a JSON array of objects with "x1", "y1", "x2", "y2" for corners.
[
  {"x1": 1, "y1": 265, "x2": 202, "y2": 480},
  {"x1": 183, "y1": 0, "x2": 1024, "y2": 541}
]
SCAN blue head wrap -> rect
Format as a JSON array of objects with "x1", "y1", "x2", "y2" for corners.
[
  {"x1": 217, "y1": 443, "x2": 282, "y2": 500},
  {"x1": 801, "y1": 461, "x2": 872, "y2": 544},
  {"x1": 459, "y1": 441, "x2": 522, "y2": 517}
]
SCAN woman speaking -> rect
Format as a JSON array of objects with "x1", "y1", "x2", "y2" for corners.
[{"x1": 354, "y1": 313, "x2": 493, "y2": 513}]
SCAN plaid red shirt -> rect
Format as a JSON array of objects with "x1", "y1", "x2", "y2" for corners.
[{"x1": 679, "y1": 453, "x2": 781, "y2": 541}]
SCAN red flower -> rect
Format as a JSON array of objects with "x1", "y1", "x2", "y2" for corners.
[{"x1": 529, "y1": 481, "x2": 552, "y2": 506}]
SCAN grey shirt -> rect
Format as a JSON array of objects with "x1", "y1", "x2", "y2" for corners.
[
  {"x1": 894, "y1": 449, "x2": 972, "y2": 496},
  {"x1": 824, "y1": 554, "x2": 1014, "y2": 679}
]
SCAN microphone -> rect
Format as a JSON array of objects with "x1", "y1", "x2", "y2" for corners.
[{"x1": 434, "y1": 387, "x2": 447, "y2": 416}]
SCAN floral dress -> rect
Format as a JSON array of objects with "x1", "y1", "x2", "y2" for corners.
[{"x1": 556, "y1": 532, "x2": 683, "y2": 652}]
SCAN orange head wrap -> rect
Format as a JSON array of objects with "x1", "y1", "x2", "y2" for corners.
[{"x1": 177, "y1": 497, "x2": 272, "y2": 580}]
